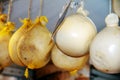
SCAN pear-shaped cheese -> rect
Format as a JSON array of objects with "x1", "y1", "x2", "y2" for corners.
[
  {"x1": 55, "y1": 13, "x2": 97, "y2": 57},
  {"x1": 17, "y1": 16, "x2": 54, "y2": 69},
  {"x1": 90, "y1": 13, "x2": 120, "y2": 74},
  {"x1": 9, "y1": 18, "x2": 33, "y2": 66},
  {"x1": 0, "y1": 22, "x2": 15, "y2": 69},
  {"x1": 51, "y1": 45, "x2": 89, "y2": 71}
]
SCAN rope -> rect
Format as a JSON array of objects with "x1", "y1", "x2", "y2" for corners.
[
  {"x1": 28, "y1": 0, "x2": 32, "y2": 19},
  {"x1": 80, "y1": 0, "x2": 84, "y2": 9},
  {"x1": 7, "y1": 0, "x2": 13, "y2": 21},
  {"x1": 0, "y1": 2, "x2": 3, "y2": 14},
  {"x1": 39, "y1": 0, "x2": 43, "y2": 16},
  {"x1": 109, "y1": 0, "x2": 112, "y2": 14}
]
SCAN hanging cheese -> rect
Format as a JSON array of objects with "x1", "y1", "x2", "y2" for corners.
[
  {"x1": 0, "y1": 22, "x2": 15, "y2": 70},
  {"x1": 17, "y1": 16, "x2": 54, "y2": 69},
  {"x1": 55, "y1": 6, "x2": 97, "y2": 57},
  {"x1": 90, "y1": 13, "x2": 120, "y2": 74},
  {"x1": 9, "y1": 18, "x2": 33, "y2": 66},
  {"x1": 51, "y1": 45, "x2": 89, "y2": 71}
]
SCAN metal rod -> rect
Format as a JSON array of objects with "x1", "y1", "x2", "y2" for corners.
[{"x1": 52, "y1": 0, "x2": 72, "y2": 37}]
